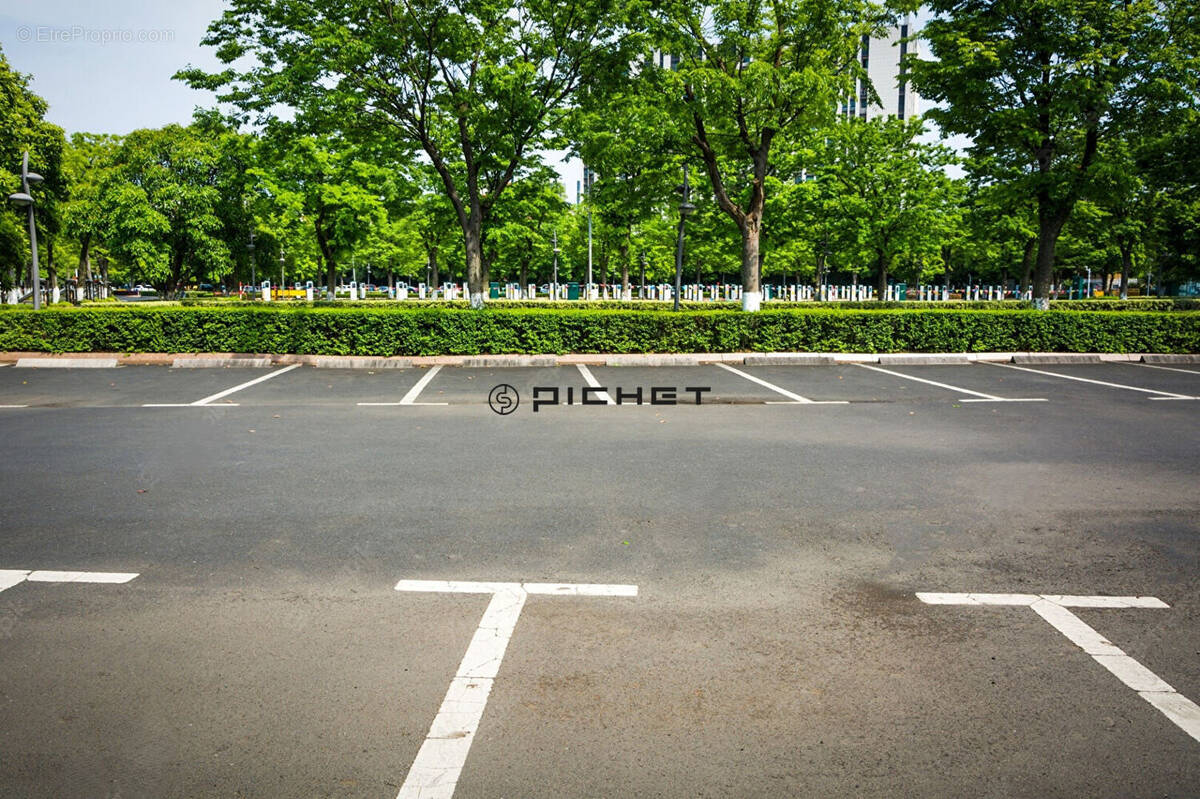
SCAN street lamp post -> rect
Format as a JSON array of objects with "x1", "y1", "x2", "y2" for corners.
[
  {"x1": 552, "y1": 230, "x2": 560, "y2": 300},
  {"x1": 640, "y1": 250, "x2": 647, "y2": 300},
  {"x1": 248, "y1": 231, "x2": 257, "y2": 292},
  {"x1": 584, "y1": 166, "x2": 594, "y2": 299},
  {"x1": 8, "y1": 152, "x2": 44, "y2": 309},
  {"x1": 280, "y1": 253, "x2": 286, "y2": 294},
  {"x1": 674, "y1": 166, "x2": 696, "y2": 312}
]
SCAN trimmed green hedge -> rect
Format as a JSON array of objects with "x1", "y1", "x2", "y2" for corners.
[
  {"x1": 0, "y1": 305, "x2": 1196, "y2": 355},
  {"x1": 164, "y1": 297, "x2": 1200, "y2": 312}
]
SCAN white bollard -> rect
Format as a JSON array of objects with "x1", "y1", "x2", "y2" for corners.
[{"x1": 418, "y1": 283, "x2": 426, "y2": 299}]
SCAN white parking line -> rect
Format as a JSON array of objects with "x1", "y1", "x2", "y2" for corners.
[
  {"x1": 0, "y1": 569, "x2": 139, "y2": 592},
  {"x1": 358, "y1": 365, "x2": 448, "y2": 406},
  {"x1": 918, "y1": 593, "x2": 1200, "y2": 744},
  {"x1": 1129, "y1": 363, "x2": 1200, "y2": 376},
  {"x1": 714, "y1": 363, "x2": 847, "y2": 405},
  {"x1": 0, "y1": 404, "x2": 28, "y2": 409},
  {"x1": 857, "y1": 363, "x2": 1047, "y2": 402},
  {"x1": 987, "y1": 362, "x2": 1198, "y2": 400},
  {"x1": 575, "y1": 364, "x2": 615, "y2": 405},
  {"x1": 142, "y1": 364, "x2": 301, "y2": 407},
  {"x1": 394, "y1": 579, "x2": 638, "y2": 799}
]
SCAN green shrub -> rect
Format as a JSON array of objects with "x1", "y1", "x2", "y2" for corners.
[{"x1": 0, "y1": 305, "x2": 1196, "y2": 354}]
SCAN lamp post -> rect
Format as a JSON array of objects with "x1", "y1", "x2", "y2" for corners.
[
  {"x1": 583, "y1": 166, "x2": 594, "y2": 298},
  {"x1": 552, "y1": 230, "x2": 560, "y2": 300},
  {"x1": 640, "y1": 250, "x2": 647, "y2": 300},
  {"x1": 8, "y1": 152, "x2": 44, "y2": 309},
  {"x1": 673, "y1": 166, "x2": 696, "y2": 312},
  {"x1": 248, "y1": 230, "x2": 257, "y2": 291},
  {"x1": 279, "y1": 253, "x2": 286, "y2": 294}
]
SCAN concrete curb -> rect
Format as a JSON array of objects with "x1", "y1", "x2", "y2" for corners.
[
  {"x1": 1013, "y1": 354, "x2": 1105, "y2": 364},
  {"x1": 15, "y1": 357, "x2": 119, "y2": 368},
  {"x1": 173, "y1": 357, "x2": 274, "y2": 368},
  {"x1": 0, "y1": 351, "x2": 1182, "y2": 368},
  {"x1": 1143, "y1": 354, "x2": 1200, "y2": 364},
  {"x1": 744, "y1": 354, "x2": 837, "y2": 366},
  {"x1": 878, "y1": 353, "x2": 972, "y2": 365}
]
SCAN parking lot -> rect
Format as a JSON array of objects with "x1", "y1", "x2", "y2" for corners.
[{"x1": 0, "y1": 360, "x2": 1196, "y2": 797}]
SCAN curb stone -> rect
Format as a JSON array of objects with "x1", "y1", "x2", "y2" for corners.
[
  {"x1": 1142, "y1": 354, "x2": 1200, "y2": 364},
  {"x1": 0, "y1": 352, "x2": 1188, "y2": 368},
  {"x1": 1013, "y1": 354, "x2": 1105, "y2": 364},
  {"x1": 15, "y1": 357, "x2": 119, "y2": 368}
]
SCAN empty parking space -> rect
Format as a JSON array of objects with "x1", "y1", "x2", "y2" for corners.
[
  {"x1": 229, "y1": 365, "x2": 431, "y2": 407},
  {"x1": 414, "y1": 365, "x2": 610, "y2": 406},
  {"x1": 988, "y1": 362, "x2": 1200, "y2": 401},
  {"x1": 583, "y1": 364, "x2": 783, "y2": 404},
  {"x1": 0, "y1": 366, "x2": 267, "y2": 408}
]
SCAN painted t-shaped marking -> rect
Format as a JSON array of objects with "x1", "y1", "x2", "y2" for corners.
[
  {"x1": 394, "y1": 580, "x2": 638, "y2": 799},
  {"x1": 917, "y1": 593, "x2": 1199, "y2": 744}
]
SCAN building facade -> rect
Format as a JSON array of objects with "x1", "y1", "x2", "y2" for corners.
[{"x1": 843, "y1": 20, "x2": 919, "y2": 121}]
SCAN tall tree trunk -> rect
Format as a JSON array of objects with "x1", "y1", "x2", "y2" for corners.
[
  {"x1": 464, "y1": 213, "x2": 485, "y2": 309},
  {"x1": 519, "y1": 260, "x2": 529, "y2": 299},
  {"x1": 78, "y1": 233, "x2": 92, "y2": 281},
  {"x1": 46, "y1": 238, "x2": 58, "y2": 302},
  {"x1": 875, "y1": 252, "x2": 888, "y2": 301},
  {"x1": 619, "y1": 235, "x2": 631, "y2": 301},
  {"x1": 740, "y1": 217, "x2": 762, "y2": 311},
  {"x1": 429, "y1": 249, "x2": 440, "y2": 295},
  {"x1": 1119, "y1": 244, "x2": 1132, "y2": 301},
  {"x1": 314, "y1": 216, "x2": 338, "y2": 299},
  {"x1": 1032, "y1": 199, "x2": 1071, "y2": 309},
  {"x1": 166, "y1": 246, "x2": 186, "y2": 299},
  {"x1": 1018, "y1": 236, "x2": 1036, "y2": 297}
]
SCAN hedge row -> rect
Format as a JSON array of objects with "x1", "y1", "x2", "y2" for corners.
[
  {"x1": 0, "y1": 306, "x2": 1196, "y2": 355},
  {"x1": 164, "y1": 297, "x2": 1200, "y2": 312}
]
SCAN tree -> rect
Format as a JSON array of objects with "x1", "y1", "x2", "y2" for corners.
[
  {"x1": 570, "y1": 52, "x2": 682, "y2": 300},
  {"x1": 61, "y1": 133, "x2": 121, "y2": 285},
  {"x1": 0, "y1": 45, "x2": 66, "y2": 295},
  {"x1": 652, "y1": 0, "x2": 887, "y2": 310},
  {"x1": 181, "y1": 0, "x2": 628, "y2": 308},
  {"x1": 489, "y1": 165, "x2": 568, "y2": 295},
  {"x1": 99, "y1": 125, "x2": 232, "y2": 296},
  {"x1": 814, "y1": 117, "x2": 961, "y2": 297},
  {"x1": 252, "y1": 127, "x2": 395, "y2": 297},
  {"x1": 909, "y1": 0, "x2": 1197, "y2": 308}
]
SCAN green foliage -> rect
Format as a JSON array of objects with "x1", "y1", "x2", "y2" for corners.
[
  {"x1": 180, "y1": 0, "x2": 631, "y2": 305},
  {"x1": 811, "y1": 117, "x2": 962, "y2": 290},
  {"x1": 98, "y1": 124, "x2": 244, "y2": 294},
  {"x1": 0, "y1": 45, "x2": 66, "y2": 284},
  {"x1": 908, "y1": 0, "x2": 1198, "y2": 299},
  {"x1": 1, "y1": 306, "x2": 1194, "y2": 355},
  {"x1": 651, "y1": 0, "x2": 890, "y2": 288}
]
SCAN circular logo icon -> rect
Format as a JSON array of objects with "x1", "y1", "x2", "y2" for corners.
[{"x1": 488, "y1": 384, "x2": 519, "y2": 415}]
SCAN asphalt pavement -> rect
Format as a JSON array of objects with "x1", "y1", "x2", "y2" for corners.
[{"x1": 0, "y1": 361, "x2": 1196, "y2": 798}]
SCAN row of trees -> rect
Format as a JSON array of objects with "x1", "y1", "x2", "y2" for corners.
[{"x1": 2, "y1": 0, "x2": 1197, "y2": 305}]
